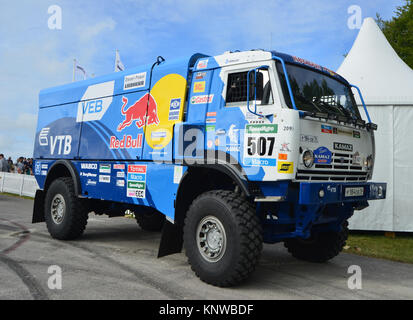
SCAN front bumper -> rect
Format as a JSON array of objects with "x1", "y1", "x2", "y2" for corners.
[{"x1": 298, "y1": 182, "x2": 386, "y2": 205}]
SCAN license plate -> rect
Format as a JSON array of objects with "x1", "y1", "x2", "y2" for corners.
[{"x1": 345, "y1": 187, "x2": 364, "y2": 197}]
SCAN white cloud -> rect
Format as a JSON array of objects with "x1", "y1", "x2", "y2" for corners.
[{"x1": 78, "y1": 17, "x2": 116, "y2": 41}]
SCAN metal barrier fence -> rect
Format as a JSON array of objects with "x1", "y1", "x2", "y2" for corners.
[{"x1": 0, "y1": 172, "x2": 38, "y2": 197}]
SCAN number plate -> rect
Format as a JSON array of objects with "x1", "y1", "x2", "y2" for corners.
[{"x1": 344, "y1": 187, "x2": 364, "y2": 197}]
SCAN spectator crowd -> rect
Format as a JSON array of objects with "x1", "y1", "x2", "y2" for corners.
[{"x1": 0, "y1": 154, "x2": 34, "y2": 175}]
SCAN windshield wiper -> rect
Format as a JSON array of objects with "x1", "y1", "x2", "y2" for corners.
[
  {"x1": 295, "y1": 95, "x2": 322, "y2": 113},
  {"x1": 336, "y1": 102, "x2": 355, "y2": 120}
]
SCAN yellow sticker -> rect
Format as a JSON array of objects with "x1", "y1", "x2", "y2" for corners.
[
  {"x1": 193, "y1": 81, "x2": 205, "y2": 93},
  {"x1": 146, "y1": 73, "x2": 186, "y2": 149},
  {"x1": 277, "y1": 161, "x2": 294, "y2": 174}
]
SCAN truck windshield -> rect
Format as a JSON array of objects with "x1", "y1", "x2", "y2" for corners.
[{"x1": 276, "y1": 62, "x2": 361, "y2": 120}]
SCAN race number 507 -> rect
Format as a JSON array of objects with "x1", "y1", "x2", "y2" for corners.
[{"x1": 246, "y1": 136, "x2": 275, "y2": 157}]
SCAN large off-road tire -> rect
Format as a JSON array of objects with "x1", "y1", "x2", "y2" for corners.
[
  {"x1": 44, "y1": 177, "x2": 88, "y2": 240},
  {"x1": 183, "y1": 190, "x2": 263, "y2": 287},
  {"x1": 284, "y1": 222, "x2": 349, "y2": 263},
  {"x1": 136, "y1": 208, "x2": 165, "y2": 232}
]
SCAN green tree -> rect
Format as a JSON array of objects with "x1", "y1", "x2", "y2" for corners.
[{"x1": 376, "y1": 0, "x2": 413, "y2": 69}]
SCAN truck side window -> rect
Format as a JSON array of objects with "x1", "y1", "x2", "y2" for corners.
[{"x1": 225, "y1": 70, "x2": 273, "y2": 106}]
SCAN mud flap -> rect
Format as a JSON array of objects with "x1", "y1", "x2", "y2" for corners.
[
  {"x1": 157, "y1": 220, "x2": 183, "y2": 258},
  {"x1": 32, "y1": 190, "x2": 45, "y2": 223}
]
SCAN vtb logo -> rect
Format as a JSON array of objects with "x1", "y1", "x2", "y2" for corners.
[{"x1": 117, "y1": 94, "x2": 160, "y2": 132}]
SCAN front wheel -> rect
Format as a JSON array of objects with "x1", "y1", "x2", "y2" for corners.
[
  {"x1": 284, "y1": 222, "x2": 349, "y2": 263},
  {"x1": 183, "y1": 190, "x2": 263, "y2": 287}
]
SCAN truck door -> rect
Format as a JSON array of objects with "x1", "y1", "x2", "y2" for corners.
[{"x1": 207, "y1": 65, "x2": 277, "y2": 171}]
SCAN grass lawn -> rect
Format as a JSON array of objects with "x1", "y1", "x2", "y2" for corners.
[
  {"x1": 0, "y1": 192, "x2": 34, "y2": 200},
  {"x1": 345, "y1": 232, "x2": 413, "y2": 264}
]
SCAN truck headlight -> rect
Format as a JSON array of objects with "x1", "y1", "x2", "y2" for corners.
[
  {"x1": 364, "y1": 155, "x2": 374, "y2": 170},
  {"x1": 303, "y1": 150, "x2": 314, "y2": 168}
]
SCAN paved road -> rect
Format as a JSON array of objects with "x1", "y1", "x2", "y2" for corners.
[{"x1": 0, "y1": 194, "x2": 412, "y2": 300}]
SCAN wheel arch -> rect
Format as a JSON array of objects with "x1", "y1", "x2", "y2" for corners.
[
  {"x1": 158, "y1": 164, "x2": 257, "y2": 258},
  {"x1": 44, "y1": 160, "x2": 82, "y2": 196}
]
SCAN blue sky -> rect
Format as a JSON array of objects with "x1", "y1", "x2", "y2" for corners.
[{"x1": 0, "y1": 0, "x2": 404, "y2": 159}]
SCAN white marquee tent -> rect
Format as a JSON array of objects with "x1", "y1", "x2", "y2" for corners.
[{"x1": 337, "y1": 17, "x2": 413, "y2": 232}]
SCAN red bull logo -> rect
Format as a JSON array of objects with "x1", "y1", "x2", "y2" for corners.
[{"x1": 117, "y1": 94, "x2": 160, "y2": 132}]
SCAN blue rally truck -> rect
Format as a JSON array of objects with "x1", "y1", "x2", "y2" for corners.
[{"x1": 32, "y1": 50, "x2": 386, "y2": 286}]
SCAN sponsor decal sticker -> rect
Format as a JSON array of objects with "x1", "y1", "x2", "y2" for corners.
[
  {"x1": 113, "y1": 164, "x2": 125, "y2": 170},
  {"x1": 116, "y1": 171, "x2": 125, "y2": 178},
  {"x1": 168, "y1": 98, "x2": 181, "y2": 121},
  {"x1": 293, "y1": 56, "x2": 322, "y2": 71},
  {"x1": 301, "y1": 134, "x2": 318, "y2": 144},
  {"x1": 205, "y1": 125, "x2": 215, "y2": 132},
  {"x1": 117, "y1": 94, "x2": 159, "y2": 131},
  {"x1": 244, "y1": 158, "x2": 277, "y2": 167},
  {"x1": 110, "y1": 134, "x2": 143, "y2": 150},
  {"x1": 334, "y1": 142, "x2": 353, "y2": 152},
  {"x1": 314, "y1": 147, "x2": 332, "y2": 164},
  {"x1": 327, "y1": 185, "x2": 337, "y2": 193},
  {"x1": 116, "y1": 179, "x2": 125, "y2": 187},
  {"x1": 280, "y1": 142, "x2": 291, "y2": 152},
  {"x1": 173, "y1": 166, "x2": 183, "y2": 184},
  {"x1": 321, "y1": 125, "x2": 333, "y2": 134},
  {"x1": 278, "y1": 153, "x2": 288, "y2": 160},
  {"x1": 195, "y1": 72, "x2": 206, "y2": 80},
  {"x1": 39, "y1": 127, "x2": 50, "y2": 146},
  {"x1": 76, "y1": 81, "x2": 115, "y2": 123},
  {"x1": 191, "y1": 94, "x2": 214, "y2": 105},
  {"x1": 151, "y1": 131, "x2": 167, "y2": 139},
  {"x1": 206, "y1": 112, "x2": 216, "y2": 117},
  {"x1": 243, "y1": 124, "x2": 278, "y2": 167},
  {"x1": 353, "y1": 130, "x2": 361, "y2": 138},
  {"x1": 206, "y1": 118, "x2": 216, "y2": 123},
  {"x1": 246, "y1": 124, "x2": 278, "y2": 134},
  {"x1": 99, "y1": 164, "x2": 111, "y2": 174},
  {"x1": 123, "y1": 72, "x2": 146, "y2": 90},
  {"x1": 197, "y1": 59, "x2": 208, "y2": 69},
  {"x1": 277, "y1": 161, "x2": 294, "y2": 174},
  {"x1": 80, "y1": 172, "x2": 97, "y2": 178},
  {"x1": 127, "y1": 165, "x2": 146, "y2": 198},
  {"x1": 81, "y1": 163, "x2": 98, "y2": 170},
  {"x1": 99, "y1": 175, "x2": 111, "y2": 183},
  {"x1": 193, "y1": 81, "x2": 205, "y2": 93},
  {"x1": 86, "y1": 179, "x2": 97, "y2": 186},
  {"x1": 34, "y1": 162, "x2": 41, "y2": 175}
]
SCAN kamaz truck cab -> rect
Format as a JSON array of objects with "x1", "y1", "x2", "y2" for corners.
[{"x1": 32, "y1": 49, "x2": 386, "y2": 287}]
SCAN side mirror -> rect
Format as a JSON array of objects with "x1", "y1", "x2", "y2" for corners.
[{"x1": 247, "y1": 66, "x2": 269, "y2": 117}]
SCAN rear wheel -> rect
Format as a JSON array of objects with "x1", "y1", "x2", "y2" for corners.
[
  {"x1": 44, "y1": 177, "x2": 88, "y2": 240},
  {"x1": 183, "y1": 190, "x2": 263, "y2": 287},
  {"x1": 136, "y1": 208, "x2": 165, "y2": 232},
  {"x1": 284, "y1": 222, "x2": 349, "y2": 263}
]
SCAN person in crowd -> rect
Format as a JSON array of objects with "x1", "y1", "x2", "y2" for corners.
[
  {"x1": 7, "y1": 157, "x2": 14, "y2": 173},
  {"x1": 16, "y1": 157, "x2": 24, "y2": 174},
  {"x1": 0, "y1": 154, "x2": 10, "y2": 172}
]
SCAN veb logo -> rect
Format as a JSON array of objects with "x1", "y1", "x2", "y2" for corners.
[{"x1": 76, "y1": 81, "x2": 114, "y2": 123}]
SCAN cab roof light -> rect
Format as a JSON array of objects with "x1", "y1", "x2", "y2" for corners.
[
  {"x1": 366, "y1": 122, "x2": 378, "y2": 131},
  {"x1": 356, "y1": 119, "x2": 366, "y2": 127}
]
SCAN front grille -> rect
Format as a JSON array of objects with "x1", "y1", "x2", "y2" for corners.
[{"x1": 296, "y1": 152, "x2": 367, "y2": 182}]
